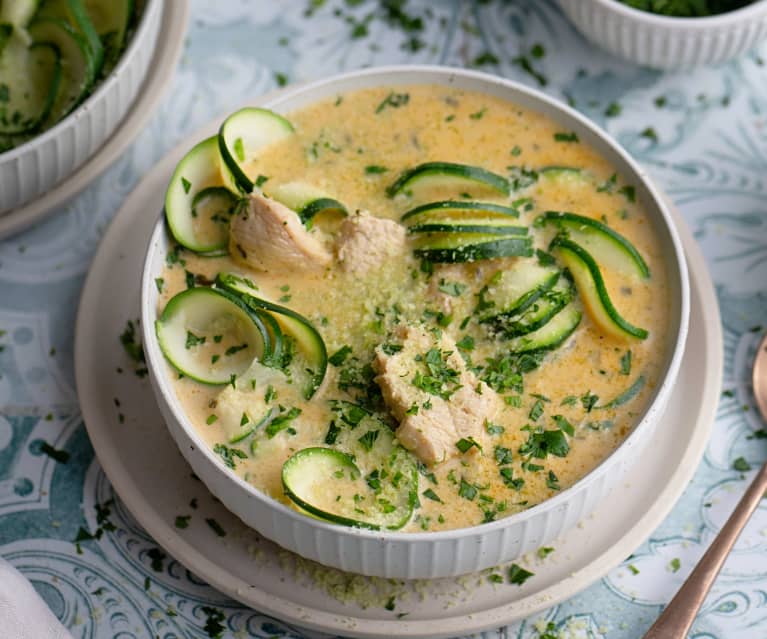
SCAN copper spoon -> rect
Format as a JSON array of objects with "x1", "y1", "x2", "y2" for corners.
[{"x1": 643, "y1": 331, "x2": 767, "y2": 639}]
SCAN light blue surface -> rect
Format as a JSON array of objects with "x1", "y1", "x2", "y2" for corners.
[{"x1": 1, "y1": 1, "x2": 767, "y2": 637}]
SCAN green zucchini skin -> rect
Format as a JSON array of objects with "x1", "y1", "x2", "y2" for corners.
[
  {"x1": 408, "y1": 223, "x2": 528, "y2": 235},
  {"x1": 164, "y1": 137, "x2": 239, "y2": 254},
  {"x1": 215, "y1": 272, "x2": 328, "y2": 399},
  {"x1": 386, "y1": 162, "x2": 510, "y2": 198},
  {"x1": 83, "y1": 0, "x2": 134, "y2": 75},
  {"x1": 154, "y1": 286, "x2": 270, "y2": 385},
  {"x1": 27, "y1": 17, "x2": 94, "y2": 123},
  {"x1": 282, "y1": 448, "x2": 381, "y2": 529},
  {"x1": 542, "y1": 211, "x2": 650, "y2": 279},
  {"x1": 415, "y1": 237, "x2": 533, "y2": 263},
  {"x1": 401, "y1": 200, "x2": 520, "y2": 223},
  {"x1": 36, "y1": 0, "x2": 103, "y2": 77},
  {"x1": 297, "y1": 197, "x2": 347, "y2": 227},
  {"x1": 218, "y1": 107, "x2": 295, "y2": 193},
  {"x1": 550, "y1": 236, "x2": 649, "y2": 340},
  {"x1": 491, "y1": 282, "x2": 573, "y2": 338},
  {"x1": 0, "y1": 42, "x2": 62, "y2": 135},
  {"x1": 281, "y1": 403, "x2": 418, "y2": 530},
  {"x1": 478, "y1": 265, "x2": 561, "y2": 321},
  {"x1": 508, "y1": 303, "x2": 582, "y2": 353},
  {"x1": 266, "y1": 180, "x2": 348, "y2": 228}
]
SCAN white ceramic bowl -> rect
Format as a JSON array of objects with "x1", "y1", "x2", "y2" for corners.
[
  {"x1": 559, "y1": 0, "x2": 767, "y2": 69},
  {"x1": 140, "y1": 66, "x2": 690, "y2": 580},
  {"x1": 0, "y1": 0, "x2": 162, "y2": 215}
]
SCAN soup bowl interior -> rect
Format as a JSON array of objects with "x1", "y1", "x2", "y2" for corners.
[{"x1": 140, "y1": 65, "x2": 689, "y2": 579}]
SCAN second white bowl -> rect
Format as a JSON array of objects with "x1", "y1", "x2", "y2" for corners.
[
  {"x1": 559, "y1": 0, "x2": 767, "y2": 69},
  {"x1": 0, "y1": 0, "x2": 163, "y2": 215}
]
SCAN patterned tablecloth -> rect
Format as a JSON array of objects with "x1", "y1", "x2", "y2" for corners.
[{"x1": 1, "y1": 1, "x2": 767, "y2": 637}]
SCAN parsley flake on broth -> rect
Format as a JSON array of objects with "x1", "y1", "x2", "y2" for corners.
[{"x1": 155, "y1": 84, "x2": 671, "y2": 532}]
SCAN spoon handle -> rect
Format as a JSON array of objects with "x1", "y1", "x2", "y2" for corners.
[{"x1": 643, "y1": 461, "x2": 767, "y2": 639}]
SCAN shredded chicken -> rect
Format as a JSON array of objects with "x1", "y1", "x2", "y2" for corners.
[
  {"x1": 373, "y1": 325, "x2": 499, "y2": 464},
  {"x1": 229, "y1": 193, "x2": 332, "y2": 273},
  {"x1": 335, "y1": 211, "x2": 407, "y2": 275}
]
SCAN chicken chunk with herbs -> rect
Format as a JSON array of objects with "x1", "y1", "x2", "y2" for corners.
[{"x1": 372, "y1": 325, "x2": 499, "y2": 464}]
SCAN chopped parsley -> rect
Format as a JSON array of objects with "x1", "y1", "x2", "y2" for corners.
[
  {"x1": 494, "y1": 446, "x2": 513, "y2": 465},
  {"x1": 181, "y1": 176, "x2": 191, "y2": 194},
  {"x1": 537, "y1": 546, "x2": 555, "y2": 559},
  {"x1": 265, "y1": 407, "x2": 302, "y2": 438},
  {"x1": 508, "y1": 563, "x2": 534, "y2": 585},
  {"x1": 201, "y1": 606, "x2": 226, "y2": 638},
  {"x1": 175, "y1": 515, "x2": 191, "y2": 529},
  {"x1": 358, "y1": 429, "x2": 380, "y2": 451},
  {"x1": 458, "y1": 478, "x2": 479, "y2": 500},
  {"x1": 381, "y1": 342, "x2": 403, "y2": 355},
  {"x1": 119, "y1": 320, "x2": 145, "y2": 364},
  {"x1": 422, "y1": 488, "x2": 442, "y2": 502},
  {"x1": 580, "y1": 391, "x2": 599, "y2": 412},
  {"x1": 486, "y1": 420, "x2": 505, "y2": 435},
  {"x1": 733, "y1": 456, "x2": 751, "y2": 472},
  {"x1": 641, "y1": 126, "x2": 658, "y2": 142},
  {"x1": 39, "y1": 442, "x2": 69, "y2": 463},
  {"x1": 546, "y1": 470, "x2": 561, "y2": 490},
  {"x1": 473, "y1": 51, "x2": 500, "y2": 66},
  {"x1": 620, "y1": 350, "x2": 632, "y2": 375},
  {"x1": 511, "y1": 55, "x2": 547, "y2": 86},
  {"x1": 528, "y1": 399, "x2": 544, "y2": 421},
  {"x1": 552, "y1": 414, "x2": 575, "y2": 436},
  {"x1": 519, "y1": 427, "x2": 570, "y2": 459},
  {"x1": 412, "y1": 348, "x2": 462, "y2": 399},
  {"x1": 604, "y1": 102, "x2": 622, "y2": 117},
  {"x1": 669, "y1": 557, "x2": 681, "y2": 573},
  {"x1": 185, "y1": 331, "x2": 206, "y2": 349},
  {"x1": 213, "y1": 444, "x2": 247, "y2": 469},
  {"x1": 619, "y1": 184, "x2": 636, "y2": 202},
  {"x1": 224, "y1": 343, "x2": 248, "y2": 356},
  {"x1": 205, "y1": 519, "x2": 226, "y2": 538},
  {"x1": 375, "y1": 91, "x2": 410, "y2": 113},
  {"x1": 456, "y1": 335, "x2": 475, "y2": 351},
  {"x1": 365, "y1": 164, "x2": 388, "y2": 174},
  {"x1": 554, "y1": 131, "x2": 579, "y2": 143},
  {"x1": 456, "y1": 437, "x2": 482, "y2": 453},
  {"x1": 329, "y1": 345, "x2": 353, "y2": 366},
  {"x1": 324, "y1": 421, "x2": 340, "y2": 445}
]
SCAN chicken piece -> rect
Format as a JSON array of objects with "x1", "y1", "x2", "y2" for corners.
[
  {"x1": 373, "y1": 325, "x2": 499, "y2": 464},
  {"x1": 335, "y1": 211, "x2": 407, "y2": 275},
  {"x1": 229, "y1": 193, "x2": 332, "y2": 273}
]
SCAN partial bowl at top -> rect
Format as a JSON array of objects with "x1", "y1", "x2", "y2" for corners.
[
  {"x1": 0, "y1": 0, "x2": 162, "y2": 215},
  {"x1": 140, "y1": 65, "x2": 689, "y2": 579},
  {"x1": 559, "y1": 0, "x2": 767, "y2": 69}
]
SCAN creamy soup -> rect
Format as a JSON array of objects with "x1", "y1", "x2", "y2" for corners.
[{"x1": 155, "y1": 85, "x2": 670, "y2": 532}]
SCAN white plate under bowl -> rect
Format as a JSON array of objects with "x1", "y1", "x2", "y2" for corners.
[
  {"x1": 0, "y1": 0, "x2": 189, "y2": 240},
  {"x1": 74, "y1": 106, "x2": 721, "y2": 638}
]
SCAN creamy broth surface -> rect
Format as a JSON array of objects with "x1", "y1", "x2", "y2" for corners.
[{"x1": 157, "y1": 85, "x2": 670, "y2": 532}]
